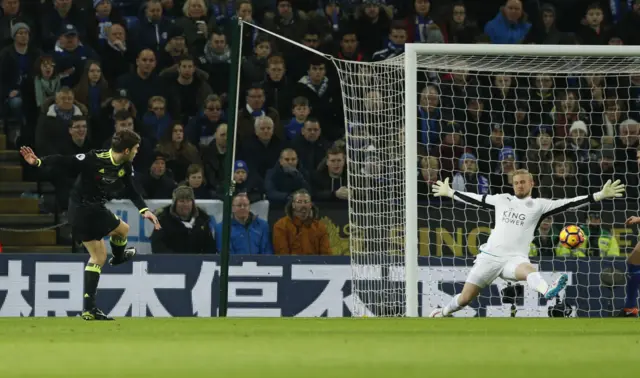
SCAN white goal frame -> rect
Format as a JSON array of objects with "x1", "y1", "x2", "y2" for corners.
[{"x1": 403, "y1": 43, "x2": 640, "y2": 317}]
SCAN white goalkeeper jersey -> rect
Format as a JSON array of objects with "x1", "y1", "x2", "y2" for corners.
[{"x1": 452, "y1": 191, "x2": 596, "y2": 258}]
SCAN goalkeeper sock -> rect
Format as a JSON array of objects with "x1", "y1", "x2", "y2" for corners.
[
  {"x1": 109, "y1": 235, "x2": 128, "y2": 260},
  {"x1": 526, "y1": 272, "x2": 549, "y2": 295},
  {"x1": 624, "y1": 263, "x2": 640, "y2": 309},
  {"x1": 83, "y1": 263, "x2": 101, "y2": 311},
  {"x1": 442, "y1": 294, "x2": 463, "y2": 316}
]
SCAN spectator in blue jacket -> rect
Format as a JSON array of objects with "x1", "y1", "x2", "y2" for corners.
[
  {"x1": 265, "y1": 148, "x2": 311, "y2": 204},
  {"x1": 484, "y1": 0, "x2": 531, "y2": 44},
  {"x1": 215, "y1": 193, "x2": 273, "y2": 254}
]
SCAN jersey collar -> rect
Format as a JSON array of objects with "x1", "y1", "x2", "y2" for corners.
[{"x1": 108, "y1": 149, "x2": 118, "y2": 166}]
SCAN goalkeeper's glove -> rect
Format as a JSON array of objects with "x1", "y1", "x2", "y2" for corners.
[
  {"x1": 594, "y1": 179, "x2": 625, "y2": 201},
  {"x1": 432, "y1": 178, "x2": 454, "y2": 198}
]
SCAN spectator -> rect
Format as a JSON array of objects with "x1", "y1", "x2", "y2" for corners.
[
  {"x1": 556, "y1": 212, "x2": 620, "y2": 257},
  {"x1": 372, "y1": 20, "x2": 406, "y2": 61},
  {"x1": 0, "y1": 22, "x2": 41, "y2": 133},
  {"x1": 484, "y1": 0, "x2": 531, "y2": 44},
  {"x1": 215, "y1": 193, "x2": 273, "y2": 254},
  {"x1": 311, "y1": 146, "x2": 348, "y2": 201},
  {"x1": 228, "y1": 160, "x2": 264, "y2": 202},
  {"x1": 617, "y1": 0, "x2": 640, "y2": 45},
  {"x1": 175, "y1": 0, "x2": 213, "y2": 53},
  {"x1": 54, "y1": 24, "x2": 101, "y2": 88},
  {"x1": 151, "y1": 185, "x2": 216, "y2": 253},
  {"x1": 196, "y1": 28, "x2": 230, "y2": 96},
  {"x1": 49, "y1": 115, "x2": 91, "y2": 211},
  {"x1": 417, "y1": 155, "x2": 441, "y2": 202},
  {"x1": 354, "y1": 0, "x2": 392, "y2": 58},
  {"x1": 523, "y1": 3, "x2": 562, "y2": 44},
  {"x1": 137, "y1": 152, "x2": 177, "y2": 199},
  {"x1": 237, "y1": 84, "x2": 282, "y2": 141},
  {"x1": 86, "y1": 0, "x2": 125, "y2": 49},
  {"x1": 532, "y1": 216, "x2": 559, "y2": 257},
  {"x1": 41, "y1": 0, "x2": 87, "y2": 50},
  {"x1": 452, "y1": 152, "x2": 490, "y2": 194},
  {"x1": 239, "y1": 115, "x2": 285, "y2": 180},
  {"x1": 156, "y1": 121, "x2": 201, "y2": 182},
  {"x1": 209, "y1": 0, "x2": 236, "y2": 26},
  {"x1": 98, "y1": 23, "x2": 136, "y2": 87},
  {"x1": 334, "y1": 29, "x2": 365, "y2": 61},
  {"x1": 263, "y1": 0, "x2": 307, "y2": 57},
  {"x1": 577, "y1": 2, "x2": 611, "y2": 45},
  {"x1": 434, "y1": 120, "x2": 468, "y2": 178},
  {"x1": 272, "y1": 189, "x2": 331, "y2": 255},
  {"x1": 0, "y1": 0, "x2": 36, "y2": 49},
  {"x1": 136, "y1": 0, "x2": 174, "y2": 54},
  {"x1": 185, "y1": 95, "x2": 224, "y2": 147},
  {"x1": 104, "y1": 109, "x2": 155, "y2": 171},
  {"x1": 540, "y1": 157, "x2": 582, "y2": 199},
  {"x1": 116, "y1": 49, "x2": 175, "y2": 120},
  {"x1": 284, "y1": 96, "x2": 310, "y2": 141},
  {"x1": 292, "y1": 118, "x2": 329, "y2": 173},
  {"x1": 417, "y1": 84, "x2": 441, "y2": 150},
  {"x1": 241, "y1": 34, "x2": 272, "y2": 87},
  {"x1": 552, "y1": 90, "x2": 588, "y2": 139},
  {"x1": 201, "y1": 123, "x2": 227, "y2": 190},
  {"x1": 265, "y1": 148, "x2": 311, "y2": 204},
  {"x1": 142, "y1": 95, "x2": 173, "y2": 143},
  {"x1": 92, "y1": 90, "x2": 134, "y2": 146},
  {"x1": 489, "y1": 146, "x2": 519, "y2": 194},
  {"x1": 263, "y1": 55, "x2": 294, "y2": 120},
  {"x1": 157, "y1": 25, "x2": 190, "y2": 70},
  {"x1": 402, "y1": 0, "x2": 436, "y2": 43},
  {"x1": 526, "y1": 126, "x2": 554, "y2": 183},
  {"x1": 72, "y1": 60, "x2": 112, "y2": 119},
  {"x1": 182, "y1": 163, "x2": 214, "y2": 199},
  {"x1": 161, "y1": 55, "x2": 213, "y2": 123},
  {"x1": 33, "y1": 55, "x2": 61, "y2": 110},
  {"x1": 35, "y1": 87, "x2": 85, "y2": 156},
  {"x1": 295, "y1": 56, "x2": 342, "y2": 140},
  {"x1": 438, "y1": 1, "x2": 480, "y2": 44}
]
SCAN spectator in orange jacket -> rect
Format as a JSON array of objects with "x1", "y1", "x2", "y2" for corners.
[{"x1": 272, "y1": 189, "x2": 331, "y2": 255}]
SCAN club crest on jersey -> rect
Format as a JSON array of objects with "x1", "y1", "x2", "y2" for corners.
[{"x1": 118, "y1": 169, "x2": 125, "y2": 177}]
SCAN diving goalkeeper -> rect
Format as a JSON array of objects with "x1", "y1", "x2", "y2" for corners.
[{"x1": 429, "y1": 169, "x2": 625, "y2": 317}]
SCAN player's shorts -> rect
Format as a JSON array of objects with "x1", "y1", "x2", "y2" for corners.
[
  {"x1": 465, "y1": 252, "x2": 530, "y2": 289},
  {"x1": 68, "y1": 201, "x2": 121, "y2": 242}
]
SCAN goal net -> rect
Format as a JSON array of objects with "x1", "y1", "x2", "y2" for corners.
[
  {"x1": 240, "y1": 18, "x2": 640, "y2": 317},
  {"x1": 335, "y1": 44, "x2": 640, "y2": 318}
]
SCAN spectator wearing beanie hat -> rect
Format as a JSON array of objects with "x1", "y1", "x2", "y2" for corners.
[
  {"x1": 0, "y1": 0, "x2": 35, "y2": 49},
  {"x1": 151, "y1": 185, "x2": 216, "y2": 253},
  {"x1": 223, "y1": 160, "x2": 265, "y2": 203},
  {"x1": 452, "y1": 152, "x2": 490, "y2": 195},
  {"x1": 0, "y1": 21, "x2": 41, "y2": 133}
]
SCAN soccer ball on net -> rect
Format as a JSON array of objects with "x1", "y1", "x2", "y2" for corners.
[{"x1": 559, "y1": 225, "x2": 585, "y2": 249}]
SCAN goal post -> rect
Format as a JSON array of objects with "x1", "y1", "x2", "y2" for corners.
[{"x1": 238, "y1": 18, "x2": 640, "y2": 317}]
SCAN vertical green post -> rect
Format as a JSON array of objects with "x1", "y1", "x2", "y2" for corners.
[{"x1": 219, "y1": 18, "x2": 242, "y2": 317}]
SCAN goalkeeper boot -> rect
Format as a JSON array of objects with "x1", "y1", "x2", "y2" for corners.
[
  {"x1": 618, "y1": 308, "x2": 639, "y2": 317},
  {"x1": 82, "y1": 308, "x2": 115, "y2": 321},
  {"x1": 109, "y1": 246, "x2": 136, "y2": 266},
  {"x1": 544, "y1": 273, "x2": 569, "y2": 300}
]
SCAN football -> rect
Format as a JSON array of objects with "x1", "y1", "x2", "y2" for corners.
[{"x1": 559, "y1": 225, "x2": 585, "y2": 249}]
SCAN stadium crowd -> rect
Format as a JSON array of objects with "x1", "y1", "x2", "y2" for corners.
[{"x1": 1, "y1": 0, "x2": 639, "y2": 255}]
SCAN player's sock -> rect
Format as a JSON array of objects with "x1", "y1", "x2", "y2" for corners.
[
  {"x1": 624, "y1": 263, "x2": 640, "y2": 309},
  {"x1": 526, "y1": 272, "x2": 549, "y2": 295},
  {"x1": 442, "y1": 294, "x2": 464, "y2": 316},
  {"x1": 109, "y1": 235, "x2": 127, "y2": 260},
  {"x1": 83, "y1": 263, "x2": 101, "y2": 310}
]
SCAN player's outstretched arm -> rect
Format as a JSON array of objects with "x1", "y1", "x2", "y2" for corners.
[
  {"x1": 432, "y1": 178, "x2": 496, "y2": 209},
  {"x1": 20, "y1": 146, "x2": 89, "y2": 169},
  {"x1": 540, "y1": 179, "x2": 625, "y2": 216},
  {"x1": 124, "y1": 173, "x2": 161, "y2": 230}
]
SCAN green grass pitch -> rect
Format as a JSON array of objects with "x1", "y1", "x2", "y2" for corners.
[{"x1": 0, "y1": 318, "x2": 637, "y2": 378}]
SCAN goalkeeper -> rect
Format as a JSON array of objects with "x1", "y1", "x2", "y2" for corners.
[{"x1": 429, "y1": 169, "x2": 625, "y2": 317}]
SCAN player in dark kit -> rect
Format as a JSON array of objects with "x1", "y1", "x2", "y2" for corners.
[{"x1": 20, "y1": 130, "x2": 160, "y2": 321}]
